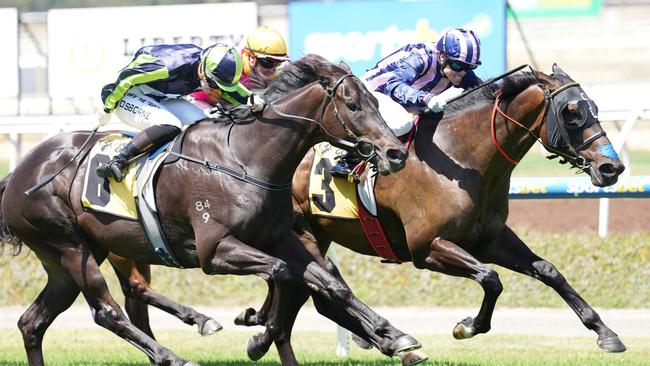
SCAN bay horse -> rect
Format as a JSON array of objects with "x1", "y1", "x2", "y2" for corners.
[
  {"x1": 228, "y1": 64, "x2": 626, "y2": 356},
  {"x1": 0, "y1": 54, "x2": 422, "y2": 366}
]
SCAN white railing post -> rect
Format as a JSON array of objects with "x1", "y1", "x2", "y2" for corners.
[
  {"x1": 597, "y1": 109, "x2": 640, "y2": 236},
  {"x1": 325, "y1": 245, "x2": 350, "y2": 357}
]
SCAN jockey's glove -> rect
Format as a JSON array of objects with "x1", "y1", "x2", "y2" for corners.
[
  {"x1": 426, "y1": 94, "x2": 447, "y2": 113},
  {"x1": 249, "y1": 94, "x2": 266, "y2": 113},
  {"x1": 96, "y1": 109, "x2": 112, "y2": 126}
]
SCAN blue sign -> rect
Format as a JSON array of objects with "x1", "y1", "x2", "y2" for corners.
[
  {"x1": 509, "y1": 176, "x2": 650, "y2": 199},
  {"x1": 289, "y1": 0, "x2": 506, "y2": 78}
]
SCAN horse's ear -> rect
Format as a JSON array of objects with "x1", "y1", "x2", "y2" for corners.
[
  {"x1": 338, "y1": 61, "x2": 353, "y2": 74},
  {"x1": 551, "y1": 63, "x2": 567, "y2": 76}
]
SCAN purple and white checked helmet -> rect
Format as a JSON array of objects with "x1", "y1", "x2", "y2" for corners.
[{"x1": 436, "y1": 28, "x2": 482, "y2": 66}]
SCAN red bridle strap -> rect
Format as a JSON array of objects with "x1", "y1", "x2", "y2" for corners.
[{"x1": 490, "y1": 93, "x2": 532, "y2": 165}]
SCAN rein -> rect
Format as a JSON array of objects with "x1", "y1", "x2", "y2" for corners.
[
  {"x1": 168, "y1": 150, "x2": 292, "y2": 191},
  {"x1": 489, "y1": 82, "x2": 604, "y2": 172},
  {"x1": 266, "y1": 73, "x2": 360, "y2": 150}
]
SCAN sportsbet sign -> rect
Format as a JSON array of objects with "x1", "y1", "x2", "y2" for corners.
[
  {"x1": 48, "y1": 3, "x2": 257, "y2": 100},
  {"x1": 289, "y1": 0, "x2": 506, "y2": 79}
]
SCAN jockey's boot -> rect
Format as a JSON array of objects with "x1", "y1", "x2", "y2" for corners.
[
  {"x1": 96, "y1": 124, "x2": 181, "y2": 182},
  {"x1": 330, "y1": 152, "x2": 362, "y2": 178}
]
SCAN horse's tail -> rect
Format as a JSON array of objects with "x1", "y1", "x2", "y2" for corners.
[{"x1": 0, "y1": 173, "x2": 23, "y2": 255}]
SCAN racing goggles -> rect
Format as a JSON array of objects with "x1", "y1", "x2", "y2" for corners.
[
  {"x1": 447, "y1": 59, "x2": 477, "y2": 72},
  {"x1": 257, "y1": 57, "x2": 284, "y2": 69}
]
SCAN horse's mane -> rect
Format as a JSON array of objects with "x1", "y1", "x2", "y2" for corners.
[
  {"x1": 262, "y1": 54, "x2": 349, "y2": 103},
  {"x1": 444, "y1": 71, "x2": 540, "y2": 115}
]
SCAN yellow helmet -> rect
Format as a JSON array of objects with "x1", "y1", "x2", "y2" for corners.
[{"x1": 245, "y1": 26, "x2": 289, "y2": 61}]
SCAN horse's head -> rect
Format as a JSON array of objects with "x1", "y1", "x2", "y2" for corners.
[
  {"x1": 264, "y1": 55, "x2": 408, "y2": 175},
  {"x1": 535, "y1": 64, "x2": 624, "y2": 186}
]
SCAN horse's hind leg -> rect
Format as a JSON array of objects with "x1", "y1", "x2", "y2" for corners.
[
  {"x1": 59, "y1": 244, "x2": 194, "y2": 365},
  {"x1": 108, "y1": 253, "x2": 222, "y2": 338},
  {"x1": 471, "y1": 225, "x2": 626, "y2": 353},
  {"x1": 413, "y1": 237, "x2": 503, "y2": 339},
  {"x1": 19, "y1": 263, "x2": 80, "y2": 366}
]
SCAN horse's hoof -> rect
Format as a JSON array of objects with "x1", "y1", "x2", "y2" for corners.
[
  {"x1": 351, "y1": 333, "x2": 373, "y2": 350},
  {"x1": 199, "y1": 318, "x2": 223, "y2": 336},
  {"x1": 453, "y1": 317, "x2": 475, "y2": 340},
  {"x1": 246, "y1": 335, "x2": 268, "y2": 361},
  {"x1": 597, "y1": 335, "x2": 627, "y2": 353},
  {"x1": 390, "y1": 334, "x2": 422, "y2": 355},
  {"x1": 397, "y1": 350, "x2": 429, "y2": 366},
  {"x1": 235, "y1": 307, "x2": 258, "y2": 326}
]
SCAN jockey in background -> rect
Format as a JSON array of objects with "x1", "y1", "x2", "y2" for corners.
[
  {"x1": 188, "y1": 26, "x2": 289, "y2": 109},
  {"x1": 331, "y1": 27, "x2": 484, "y2": 178},
  {"x1": 96, "y1": 43, "x2": 265, "y2": 182}
]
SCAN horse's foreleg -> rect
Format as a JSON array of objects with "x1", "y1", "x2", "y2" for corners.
[
  {"x1": 273, "y1": 234, "x2": 424, "y2": 360},
  {"x1": 19, "y1": 265, "x2": 80, "y2": 366},
  {"x1": 471, "y1": 226, "x2": 626, "y2": 353},
  {"x1": 415, "y1": 237, "x2": 503, "y2": 339},
  {"x1": 197, "y1": 232, "x2": 292, "y2": 362},
  {"x1": 235, "y1": 281, "x2": 273, "y2": 327},
  {"x1": 108, "y1": 253, "x2": 222, "y2": 337}
]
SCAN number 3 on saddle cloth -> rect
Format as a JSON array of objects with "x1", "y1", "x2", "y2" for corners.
[
  {"x1": 81, "y1": 131, "x2": 184, "y2": 267},
  {"x1": 308, "y1": 142, "x2": 401, "y2": 263}
]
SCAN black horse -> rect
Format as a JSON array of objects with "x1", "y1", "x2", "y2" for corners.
[{"x1": 0, "y1": 55, "x2": 420, "y2": 366}]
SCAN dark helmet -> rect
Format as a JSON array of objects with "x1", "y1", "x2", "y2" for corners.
[{"x1": 436, "y1": 28, "x2": 482, "y2": 67}]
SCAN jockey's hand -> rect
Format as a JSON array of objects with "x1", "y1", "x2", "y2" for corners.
[
  {"x1": 249, "y1": 94, "x2": 266, "y2": 113},
  {"x1": 97, "y1": 109, "x2": 112, "y2": 126},
  {"x1": 426, "y1": 95, "x2": 447, "y2": 113}
]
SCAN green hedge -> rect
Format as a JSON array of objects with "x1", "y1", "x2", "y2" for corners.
[{"x1": 1, "y1": 230, "x2": 649, "y2": 308}]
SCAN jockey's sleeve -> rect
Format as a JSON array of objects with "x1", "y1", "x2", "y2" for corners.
[
  {"x1": 219, "y1": 85, "x2": 252, "y2": 106},
  {"x1": 383, "y1": 53, "x2": 429, "y2": 108},
  {"x1": 101, "y1": 53, "x2": 170, "y2": 112}
]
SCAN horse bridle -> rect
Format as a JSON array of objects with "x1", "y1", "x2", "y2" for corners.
[
  {"x1": 490, "y1": 79, "x2": 605, "y2": 173},
  {"x1": 266, "y1": 73, "x2": 376, "y2": 158}
]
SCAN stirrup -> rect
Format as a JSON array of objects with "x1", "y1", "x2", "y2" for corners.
[{"x1": 96, "y1": 161, "x2": 126, "y2": 182}]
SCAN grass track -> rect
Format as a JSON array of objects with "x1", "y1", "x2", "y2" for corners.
[{"x1": 0, "y1": 330, "x2": 648, "y2": 365}]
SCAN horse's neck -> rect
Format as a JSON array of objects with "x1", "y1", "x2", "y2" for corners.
[
  {"x1": 426, "y1": 88, "x2": 545, "y2": 184},
  {"x1": 202, "y1": 86, "x2": 324, "y2": 184}
]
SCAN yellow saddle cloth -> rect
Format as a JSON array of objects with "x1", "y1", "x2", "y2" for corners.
[
  {"x1": 81, "y1": 133, "x2": 139, "y2": 219},
  {"x1": 308, "y1": 143, "x2": 360, "y2": 219}
]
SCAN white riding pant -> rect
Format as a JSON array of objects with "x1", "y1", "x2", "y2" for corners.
[
  {"x1": 114, "y1": 90, "x2": 207, "y2": 130},
  {"x1": 369, "y1": 91, "x2": 414, "y2": 137}
]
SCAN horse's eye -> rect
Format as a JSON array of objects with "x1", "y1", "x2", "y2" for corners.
[{"x1": 346, "y1": 101, "x2": 359, "y2": 112}]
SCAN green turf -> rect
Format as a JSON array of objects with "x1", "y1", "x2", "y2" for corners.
[
  {"x1": 2, "y1": 231, "x2": 650, "y2": 308},
  {"x1": 0, "y1": 330, "x2": 647, "y2": 365}
]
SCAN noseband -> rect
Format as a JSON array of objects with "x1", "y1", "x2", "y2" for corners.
[
  {"x1": 490, "y1": 81, "x2": 605, "y2": 172},
  {"x1": 267, "y1": 74, "x2": 371, "y2": 154}
]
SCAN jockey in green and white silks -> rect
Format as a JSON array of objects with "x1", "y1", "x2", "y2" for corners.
[{"x1": 96, "y1": 43, "x2": 265, "y2": 182}]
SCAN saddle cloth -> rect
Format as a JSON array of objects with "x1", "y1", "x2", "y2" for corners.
[
  {"x1": 308, "y1": 142, "x2": 377, "y2": 219},
  {"x1": 308, "y1": 143, "x2": 400, "y2": 262},
  {"x1": 81, "y1": 133, "x2": 140, "y2": 219},
  {"x1": 81, "y1": 132, "x2": 185, "y2": 268}
]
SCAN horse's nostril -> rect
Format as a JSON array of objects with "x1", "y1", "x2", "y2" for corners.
[
  {"x1": 387, "y1": 148, "x2": 408, "y2": 163},
  {"x1": 598, "y1": 163, "x2": 618, "y2": 177}
]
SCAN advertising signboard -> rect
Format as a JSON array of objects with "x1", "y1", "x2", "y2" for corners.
[
  {"x1": 0, "y1": 8, "x2": 19, "y2": 98},
  {"x1": 48, "y1": 3, "x2": 257, "y2": 99},
  {"x1": 289, "y1": 0, "x2": 506, "y2": 79}
]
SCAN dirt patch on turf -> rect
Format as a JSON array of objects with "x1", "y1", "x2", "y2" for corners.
[{"x1": 507, "y1": 198, "x2": 650, "y2": 233}]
